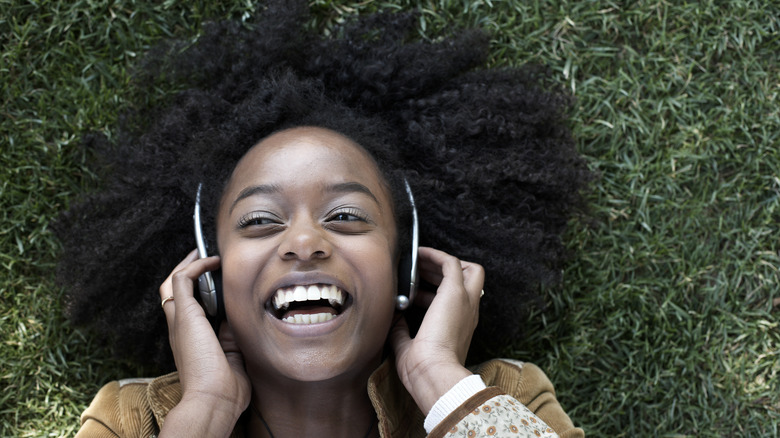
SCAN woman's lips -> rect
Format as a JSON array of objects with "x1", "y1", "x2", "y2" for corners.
[{"x1": 269, "y1": 284, "x2": 347, "y2": 324}]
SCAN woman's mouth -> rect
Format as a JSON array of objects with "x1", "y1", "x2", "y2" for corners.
[{"x1": 269, "y1": 284, "x2": 347, "y2": 324}]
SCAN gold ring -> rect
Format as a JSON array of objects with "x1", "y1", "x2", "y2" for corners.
[
  {"x1": 161, "y1": 296, "x2": 175, "y2": 309},
  {"x1": 480, "y1": 289, "x2": 485, "y2": 298}
]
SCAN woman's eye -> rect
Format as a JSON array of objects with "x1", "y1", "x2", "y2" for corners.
[
  {"x1": 327, "y1": 207, "x2": 370, "y2": 223},
  {"x1": 324, "y1": 209, "x2": 372, "y2": 234},
  {"x1": 331, "y1": 212, "x2": 362, "y2": 222},
  {"x1": 237, "y1": 213, "x2": 279, "y2": 228},
  {"x1": 246, "y1": 218, "x2": 274, "y2": 225}
]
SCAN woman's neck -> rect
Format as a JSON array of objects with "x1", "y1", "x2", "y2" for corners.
[{"x1": 246, "y1": 362, "x2": 381, "y2": 438}]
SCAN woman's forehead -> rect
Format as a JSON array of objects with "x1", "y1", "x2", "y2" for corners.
[{"x1": 223, "y1": 126, "x2": 391, "y2": 203}]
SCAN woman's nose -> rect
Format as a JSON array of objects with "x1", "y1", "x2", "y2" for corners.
[{"x1": 278, "y1": 218, "x2": 332, "y2": 261}]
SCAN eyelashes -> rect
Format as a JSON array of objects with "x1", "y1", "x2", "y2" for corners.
[
  {"x1": 325, "y1": 207, "x2": 371, "y2": 224},
  {"x1": 236, "y1": 212, "x2": 282, "y2": 229},
  {"x1": 236, "y1": 207, "x2": 373, "y2": 230}
]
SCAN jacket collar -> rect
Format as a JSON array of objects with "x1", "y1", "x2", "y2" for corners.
[
  {"x1": 146, "y1": 358, "x2": 521, "y2": 437},
  {"x1": 146, "y1": 359, "x2": 426, "y2": 437}
]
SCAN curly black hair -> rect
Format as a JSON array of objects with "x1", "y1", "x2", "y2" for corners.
[{"x1": 55, "y1": 0, "x2": 591, "y2": 372}]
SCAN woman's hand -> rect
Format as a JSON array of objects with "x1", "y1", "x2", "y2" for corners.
[
  {"x1": 158, "y1": 250, "x2": 251, "y2": 437},
  {"x1": 389, "y1": 247, "x2": 485, "y2": 414}
]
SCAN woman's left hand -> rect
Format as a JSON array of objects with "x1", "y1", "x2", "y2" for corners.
[{"x1": 389, "y1": 246, "x2": 485, "y2": 414}]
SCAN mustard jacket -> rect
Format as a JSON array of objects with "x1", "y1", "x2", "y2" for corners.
[{"x1": 76, "y1": 359, "x2": 584, "y2": 438}]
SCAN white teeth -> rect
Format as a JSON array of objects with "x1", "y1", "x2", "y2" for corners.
[
  {"x1": 328, "y1": 287, "x2": 343, "y2": 308},
  {"x1": 282, "y1": 312, "x2": 335, "y2": 324},
  {"x1": 272, "y1": 284, "x2": 346, "y2": 311},
  {"x1": 307, "y1": 285, "x2": 320, "y2": 301},
  {"x1": 293, "y1": 285, "x2": 307, "y2": 302}
]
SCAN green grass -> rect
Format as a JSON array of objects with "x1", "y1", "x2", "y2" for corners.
[{"x1": 2, "y1": 0, "x2": 778, "y2": 436}]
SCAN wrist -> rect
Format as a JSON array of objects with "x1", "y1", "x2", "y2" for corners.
[{"x1": 405, "y1": 363, "x2": 472, "y2": 414}]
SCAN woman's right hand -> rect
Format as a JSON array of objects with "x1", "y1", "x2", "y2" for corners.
[{"x1": 158, "y1": 249, "x2": 250, "y2": 437}]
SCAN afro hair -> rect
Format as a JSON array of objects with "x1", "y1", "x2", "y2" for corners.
[{"x1": 55, "y1": 0, "x2": 591, "y2": 371}]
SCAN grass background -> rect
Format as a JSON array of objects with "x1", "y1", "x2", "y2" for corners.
[{"x1": 1, "y1": 0, "x2": 778, "y2": 436}]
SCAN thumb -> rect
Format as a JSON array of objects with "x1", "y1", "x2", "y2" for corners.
[
  {"x1": 388, "y1": 315, "x2": 412, "y2": 358},
  {"x1": 219, "y1": 321, "x2": 245, "y2": 369}
]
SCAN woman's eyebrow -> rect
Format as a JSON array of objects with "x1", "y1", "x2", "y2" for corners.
[
  {"x1": 325, "y1": 182, "x2": 379, "y2": 205},
  {"x1": 229, "y1": 184, "x2": 280, "y2": 214},
  {"x1": 229, "y1": 182, "x2": 379, "y2": 214}
]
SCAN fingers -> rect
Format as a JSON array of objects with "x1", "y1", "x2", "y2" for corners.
[
  {"x1": 218, "y1": 320, "x2": 246, "y2": 372},
  {"x1": 416, "y1": 247, "x2": 485, "y2": 304},
  {"x1": 160, "y1": 249, "x2": 196, "y2": 328},
  {"x1": 460, "y1": 259, "x2": 485, "y2": 302},
  {"x1": 159, "y1": 249, "x2": 221, "y2": 338},
  {"x1": 156, "y1": 251, "x2": 250, "y2": 417},
  {"x1": 388, "y1": 315, "x2": 412, "y2": 356},
  {"x1": 392, "y1": 248, "x2": 484, "y2": 394}
]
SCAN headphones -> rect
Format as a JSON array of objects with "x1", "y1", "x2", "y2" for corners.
[
  {"x1": 193, "y1": 184, "x2": 222, "y2": 318},
  {"x1": 193, "y1": 181, "x2": 419, "y2": 318},
  {"x1": 395, "y1": 180, "x2": 419, "y2": 310}
]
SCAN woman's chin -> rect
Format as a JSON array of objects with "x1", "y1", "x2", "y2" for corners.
[{"x1": 244, "y1": 314, "x2": 389, "y2": 383}]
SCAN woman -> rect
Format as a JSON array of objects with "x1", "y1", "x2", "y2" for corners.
[{"x1": 57, "y1": 2, "x2": 589, "y2": 437}]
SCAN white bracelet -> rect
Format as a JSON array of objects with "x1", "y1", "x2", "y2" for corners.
[{"x1": 423, "y1": 374, "x2": 487, "y2": 433}]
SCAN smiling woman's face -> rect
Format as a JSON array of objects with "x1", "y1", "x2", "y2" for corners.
[{"x1": 217, "y1": 126, "x2": 398, "y2": 383}]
